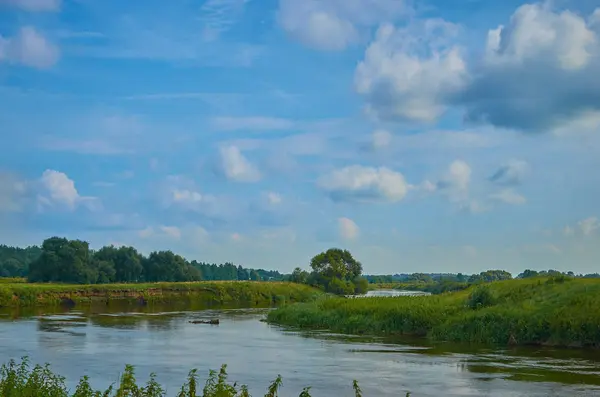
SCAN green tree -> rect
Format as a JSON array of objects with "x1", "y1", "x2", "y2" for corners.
[
  {"x1": 142, "y1": 251, "x2": 201, "y2": 282},
  {"x1": 290, "y1": 267, "x2": 309, "y2": 284},
  {"x1": 308, "y1": 248, "x2": 366, "y2": 295},
  {"x1": 94, "y1": 246, "x2": 143, "y2": 283},
  {"x1": 28, "y1": 237, "x2": 96, "y2": 284}
]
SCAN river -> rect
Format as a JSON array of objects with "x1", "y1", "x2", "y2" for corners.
[{"x1": 1, "y1": 302, "x2": 599, "y2": 396}]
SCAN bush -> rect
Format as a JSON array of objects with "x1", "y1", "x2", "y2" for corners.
[{"x1": 467, "y1": 286, "x2": 497, "y2": 310}]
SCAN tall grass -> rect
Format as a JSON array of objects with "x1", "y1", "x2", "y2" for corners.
[
  {"x1": 0, "y1": 357, "x2": 388, "y2": 397},
  {"x1": 268, "y1": 276, "x2": 600, "y2": 348},
  {"x1": 0, "y1": 281, "x2": 322, "y2": 308}
]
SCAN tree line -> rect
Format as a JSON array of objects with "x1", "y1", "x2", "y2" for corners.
[
  {"x1": 0, "y1": 237, "x2": 284, "y2": 284},
  {"x1": 365, "y1": 269, "x2": 600, "y2": 285}
]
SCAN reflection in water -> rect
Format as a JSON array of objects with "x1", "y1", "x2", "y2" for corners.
[{"x1": 0, "y1": 304, "x2": 599, "y2": 396}]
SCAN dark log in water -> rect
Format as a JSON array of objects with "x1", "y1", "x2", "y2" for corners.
[{"x1": 189, "y1": 319, "x2": 220, "y2": 325}]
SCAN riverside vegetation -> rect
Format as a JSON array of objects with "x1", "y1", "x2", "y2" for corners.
[
  {"x1": 268, "y1": 276, "x2": 600, "y2": 348},
  {"x1": 0, "y1": 357, "x2": 391, "y2": 397},
  {"x1": 0, "y1": 281, "x2": 321, "y2": 308}
]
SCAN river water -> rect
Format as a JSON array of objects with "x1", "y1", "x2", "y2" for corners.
[{"x1": 1, "y1": 302, "x2": 600, "y2": 397}]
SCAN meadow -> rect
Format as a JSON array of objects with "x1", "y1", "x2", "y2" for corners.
[
  {"x1": 0, "y1": 357, "x2": 386, "y2": 397},
  {"x1": 0, "y1": 281, "x2": 322, "y2": 308},
  {"x1": 268, "y1": 276, "x2": 600, "y2": 348}
]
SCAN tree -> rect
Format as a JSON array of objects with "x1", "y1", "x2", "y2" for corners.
[
  {"x1": 28, "y1": 237, "x2": 97, "y2": 284},
  {"x1": 94, "y1": 246, "x2": 143, "y2": 283},
  {"x1": 308, "y1": 248, "x2": 366, "y2": 295},
  {"x1": 290, "y1": 267, "x2": 309, "y2": 284},
  {"x1": 518, "y1": 269, "x2": 539, "y2": 279},
  {"x1": 142, "y1": 251, "x2": 200, "y2": 282}
]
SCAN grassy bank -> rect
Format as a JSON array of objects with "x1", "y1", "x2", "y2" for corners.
[
  {"x1": 268, "y1": 276, "x2": 600, "y2": 348},
  {"x1": 0, "y1": 357, "x2": 386, "y2": 397},
  {"x1": 0, "y1": 281, "x2": 322, "y2": 308}
]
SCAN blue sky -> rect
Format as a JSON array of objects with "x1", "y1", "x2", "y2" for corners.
[{"x1": 1, "y1": 0, "x2": 600, "y2": 275}]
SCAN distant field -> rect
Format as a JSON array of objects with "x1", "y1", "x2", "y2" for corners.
[
  {"x1": 268, "y1": 276, "x2": 600, "y2": 348},
  {"x1": 0, "y1": 277, "x2": 26, "y2": 284},
  {"x1": 0, "y1": 280, "x2": 322, "y2": 307}
]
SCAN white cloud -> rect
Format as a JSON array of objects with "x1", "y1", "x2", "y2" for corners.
[
  {"x1": 578, "y1": 217, "x2": 599, "y2": 236},
  {"x1": 318, "y1": 165, "x2": 408, "y2": 202},
  {"x1": 0, "y1": 0, "x2": 60, "y2": 12},
  {"x1": 338, "y1": 217, "x2": 359, "y2": 240},
  {"x1": 211, "y1": 116, "x2": 295, "y2": 131},
  {"x1": 462, "y1": 3, "x2": 600, "y2": 131},
  {"x1": 489, "y1": 189, "x2": 527, "y2": 205},
  {"x1": 355, "y1": 20, "x2": 467, "y2": 122},
  {"x1": 354, "y1": 3, "x2": 600, "y2": 133},
  {"x1": 219, "y1": 145, "x2": 261, "y2": 182},
  {"x1": 489, "y1": 159, "x2": 530, "y2": 185},
  {"x1": 0, "y1": 26, "x2": 59, "y2": 69},
  {"x1": 563, "y1": 225, "x2": 575, "y2": 236},
  {"x1": 37, "y1": 170, "x2": 98, "y2": 211},
  {"x1": 278, "y1": 0, "x2": 409, "y2": 51},
  {"x1": 437, "y1": 160, "x2": 471, "y2": 200}
]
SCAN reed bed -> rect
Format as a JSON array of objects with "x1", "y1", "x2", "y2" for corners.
[{"x1": 268, "y1": 276, "x2": 600, "y2": 347}]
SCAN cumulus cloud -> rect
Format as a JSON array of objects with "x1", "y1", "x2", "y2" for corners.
[
  {"x1": 461, "y1": 3, "x2": 600, "y2": 132},
  {"x1": 338, "y1": 217, "x2": 359, "y2": 240},
  {"x1": 37, "y1": 170, "x2": 98, "y2": 211},
  {"x1": 219, "y1": 145, "x2": 261, "y2": 182},
  {"x1": 318, "y1": 165, "x2": 408, "y2": 202},
  {"x1": 355, "y1": 20, "x2": 467, "y2": 122},
  {"x1": 355, "y1": 3, "x2": 600, "y2": 133},
  {"x1": 0, "y1": 0, "x2": 60, "y2": 12},
  {"x1": 0, "y1": 26, "x2": 59, "y2": 69},
  {"x1": 489, "y1": 189, "x2": 527, "y2": 205},
  {"x1": 489, "y1": 159, "x2": 530, "y2": 185},
  {"x1": 278, "y1": 0, "x2": 409, "y2": 51}
]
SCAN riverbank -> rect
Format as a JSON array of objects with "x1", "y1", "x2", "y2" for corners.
[
  {"x1": 0, "y1": 281, "x2": 322, "y2": 307},
  {"x1": 268, "y1": 276, "x2": 600, "y2": 348}
]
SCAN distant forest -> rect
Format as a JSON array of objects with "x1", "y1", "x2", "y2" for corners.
[
  {"x1": 0, "y1": 238, "x2": 285, "y2": 284},
  {"x1": 364, "y1": 269, "x2": 600, "y2": 284}
]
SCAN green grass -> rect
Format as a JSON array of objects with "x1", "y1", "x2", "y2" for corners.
[
  {"x1": 0, "y1": 281, "x2": 322, "y2": 308},
  {"x1": 268, "y1": 276, "x2": 600, "y2": 348},
  {"x1": 0, "y1": 357, "x2": 391, "y2": 397}
]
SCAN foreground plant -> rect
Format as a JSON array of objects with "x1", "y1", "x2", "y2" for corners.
[{"x1": 1, "y1": 357, "x2": 398, "y2": 397}]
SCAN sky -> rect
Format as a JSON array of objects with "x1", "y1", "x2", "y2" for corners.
[{"x1": 1, "y1": 0, "x2": 599, "y2": 275}]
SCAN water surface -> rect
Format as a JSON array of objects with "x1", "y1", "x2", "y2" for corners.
[{"x1": 1, "y1": 302, "x2": 599, "y2": 396}]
